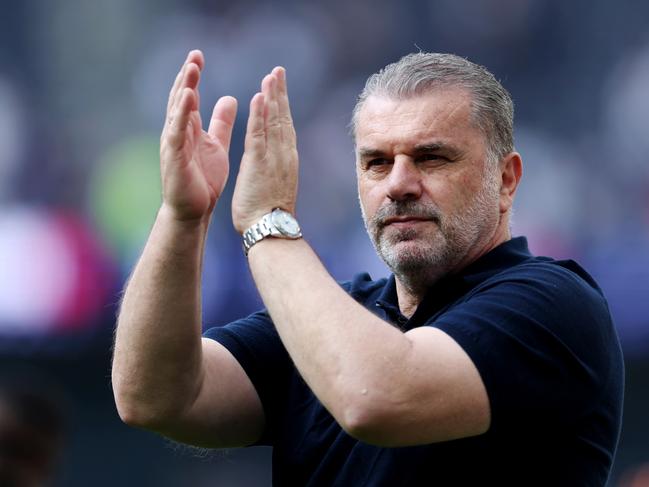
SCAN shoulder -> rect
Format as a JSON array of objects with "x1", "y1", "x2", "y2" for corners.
[
  {"x1": 483, "y1": 255, "x2": 602, "y2": 293},
  {"x1": 434, "y1": 256, "x2": 623, "y2": 428},
  {"x1": 472, "y1": 257, "x2": 612, "y2": 331},
  {"x1": 436, "y1": 254, "x2": 623, "y2": 403},
  {"x1": 453, "y1": 256, "x2": 618, "y2": 355}
]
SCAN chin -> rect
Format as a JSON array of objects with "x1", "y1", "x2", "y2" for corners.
[{"x1": 382, "y1": 242, "x2": 445, "y2": 272}]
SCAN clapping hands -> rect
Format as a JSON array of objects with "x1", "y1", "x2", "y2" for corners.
[{"x1": 159, "y1": 50, "x2": 299, "y2": 231}]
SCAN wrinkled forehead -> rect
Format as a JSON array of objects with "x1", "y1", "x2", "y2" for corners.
[{"x1": 354, "y1": 89, "x2": 482, "y2": 148}]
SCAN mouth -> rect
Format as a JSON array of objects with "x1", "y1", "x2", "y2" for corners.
[{"x1": 382, "y1": 216, "x2": 434, "y2": 228}]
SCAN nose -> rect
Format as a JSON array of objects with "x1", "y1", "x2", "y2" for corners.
[{"x1": 386, "y1": 156, "x2": 423, "y2": 201}]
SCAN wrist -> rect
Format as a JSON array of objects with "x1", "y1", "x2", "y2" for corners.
[
  {"x1": 246, "y1": 235, "x2": 305, "y2": 261},
  {"x1": 241, "y1": 208, "x2": 302, "y2": 256},
  {"x1": 159, "y1": 202, "x2": 210, "y2": 225},
  {"x1": 158, "y1": 203, "x2": 211, "y2": 235}
]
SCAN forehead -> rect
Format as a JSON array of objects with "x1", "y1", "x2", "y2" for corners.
[{"x1": 355, "y1": 89, "x2": 483, "y2": 151}]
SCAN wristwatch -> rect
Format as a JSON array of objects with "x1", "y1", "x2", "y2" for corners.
[{"x1": 242, "y1": 208, "x2": 302, "y2": 256}]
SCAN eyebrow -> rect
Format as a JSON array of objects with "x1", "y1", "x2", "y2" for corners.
[
  {"x1": 357, "y1": 148, "x2": 386, "y2": 159},
  {"x1": 357, "y1": 141, "x2": 463, "y2": 159}
]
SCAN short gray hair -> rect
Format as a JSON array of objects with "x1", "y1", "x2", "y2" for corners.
[{"x1": 351, "y1": 52, "x2": 514, "y2": 163}]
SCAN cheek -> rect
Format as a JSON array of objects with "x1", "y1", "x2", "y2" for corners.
[
  {"x1": 357, "y1": 181, "x2": 382, "y2": 212},
  {"x1": 458, "y1": 175, "x2": 481, "y2": 201},
  {"x1": 457, "y1": 172, "x2": 484, "y2": 200},
  {"x1": 424, "y1": 173, "x2": 463, "y2": 203},
  {"x1": 426, "y1": 172, "x2": 481, "y2": 211}
]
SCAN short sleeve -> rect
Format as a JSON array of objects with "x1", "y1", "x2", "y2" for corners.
[
  {"x1": 432, "y1": 262, "x2": 621, "y2": 433},
  {"x1": 203, "y1": 311, "x2": 294, "y2": 444}
]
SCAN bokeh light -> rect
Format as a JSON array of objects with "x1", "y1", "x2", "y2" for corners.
[
  {"x1": 0, "y1": 206, "x2": 116, "y2": 334},
  {"x1": 89, "y1": 136, "x2": 161, "y2": 277}
]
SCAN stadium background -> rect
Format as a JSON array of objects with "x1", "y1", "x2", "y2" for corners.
[{"x1": 0, "y1": 0, "x2": 648, "y2": 484}]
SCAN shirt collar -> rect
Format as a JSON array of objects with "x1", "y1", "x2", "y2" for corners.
[
  {"x1": 458, "y1": 236, "x2": 533, "y2": 288},
  {"x1": 374, "y1": 237, "x2": 533, "y2": 324}
]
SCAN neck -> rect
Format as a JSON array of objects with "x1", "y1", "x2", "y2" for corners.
[
  {"x1": 394, "y1": 279, "x2": 426, "y2": 319},
  {"x1": 394, "y1": 224, "x2": 511, "y2": 318}
]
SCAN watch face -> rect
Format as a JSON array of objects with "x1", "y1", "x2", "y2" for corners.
[{"x1": 271, "y1": 209, "x2": 301, "y2": 237}]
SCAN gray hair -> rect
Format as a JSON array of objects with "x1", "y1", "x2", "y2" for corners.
[{"x1": 351, "y1": 52, "x2": 514, "y2": 164}]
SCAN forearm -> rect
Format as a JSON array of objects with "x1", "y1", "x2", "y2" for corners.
[
  {"x1": 248, "y1": 238, "x2": 412, "y2": 431},
  {"x1": 112, "y1": 204, "x2": 208, "y2": 425}
]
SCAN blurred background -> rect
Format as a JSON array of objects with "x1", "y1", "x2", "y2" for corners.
[{"x1": 0, "y1": 0, "x2": 648, "y2": 485}]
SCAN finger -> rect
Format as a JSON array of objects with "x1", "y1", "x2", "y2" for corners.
[
  {"x1": 244, "y1": 93, "x2": 266, "y2": 156},
  {"x1": 260, "y1": 73, "x2": 274, "y2": 102},
  {"x1": 167, "y1": 87, "x2": 196, "y2": 150},
  {"x1": 166, "y1": 62, "x2": 201, "y2": 132},
  {"x1": 187, "y1": 49, "x2": 205, "y2": 71},
  {"x1": 262, "y1": 74, "x2": 281, "y2": 147},
  {"x1": 188, "y1": 50, "x2": 205, "y2": 111},
  {"x1": 166, "y1": 64, "x2": 186, "y2": 115},
  {"x1": 208, "y1": 96, "x2": 238, "y2": 152},
  {"x1": 166, "y1": 50, "x2": 204, "y2": 115},
  {"x1": 184, "y1": 62, "x2": 202, "y2": 112},
  {"x1": 273, "y1": 66, "x2": 296, "y2": 144}
]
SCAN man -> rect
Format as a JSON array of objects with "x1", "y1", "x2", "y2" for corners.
[{"x1": 112, "y1": 50, "x2": 624, "y2": 485}]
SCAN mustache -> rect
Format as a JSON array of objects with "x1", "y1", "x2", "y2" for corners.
[{"x1": 372, "y1": 201, "x2": 441, "y2": 229}]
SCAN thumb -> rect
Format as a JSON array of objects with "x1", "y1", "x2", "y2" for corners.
[{"x1": 208, "y1": 96, "x2": 238, "y2": 151}]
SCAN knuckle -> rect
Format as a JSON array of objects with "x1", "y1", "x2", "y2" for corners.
[{"x1": 250, "y1": 127, "x2": 266, "y2": 138}]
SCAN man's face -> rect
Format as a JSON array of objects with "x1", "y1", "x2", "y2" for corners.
[{"x1": 355, "y1": 89, "x2": 502, "y2": 283}]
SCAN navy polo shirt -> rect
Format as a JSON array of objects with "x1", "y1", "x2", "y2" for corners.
[{"x1": 204, "y1": 237, "x2": 624, "y2": 486}]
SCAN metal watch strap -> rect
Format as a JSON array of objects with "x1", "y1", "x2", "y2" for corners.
[
  {"x1": 242, "y1": 213, "x2": 275, "y2": 255},
  {"x1": 242, "y1": 209, "x2": 302, "y2": 256}
]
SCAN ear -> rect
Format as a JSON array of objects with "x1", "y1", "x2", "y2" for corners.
[{"x1": 498, "y1": 152, "x2": 523, "y2": 215}]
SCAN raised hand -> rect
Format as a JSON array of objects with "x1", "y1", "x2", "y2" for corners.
[
  {"x1": 160, "y1": 50, "x2": 238, "y2": 222},
  {"x1": 232, "y1": 67, "x2": 299, "y2": 233}
]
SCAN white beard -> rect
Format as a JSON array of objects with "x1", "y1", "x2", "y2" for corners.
[{"x1": 360, "y1": 168, "x2": 501, "y2": 290}]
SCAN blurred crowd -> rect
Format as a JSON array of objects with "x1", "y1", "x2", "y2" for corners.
[{"x1": 0, "y1": 0, "x2": 647, "y2": 484}]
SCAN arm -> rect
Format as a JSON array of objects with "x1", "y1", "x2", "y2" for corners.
[
  {"x1": 248, "y1": 240, "x2": 489, "y2": 447},
  {"x1": 111, "y1": 50, "x2": 263, "y2": 448},
  {"x1": 231, "y1": 68, "x2": 490, "y2": 447}
]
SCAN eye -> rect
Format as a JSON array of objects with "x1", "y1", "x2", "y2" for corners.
[
  {"x1": 369, "y1": 158, "x2": 389, "y2": 165},
  {"x1": 364, "y1": 158, "x2": 392, "y2": 170},
  {"x1": 417, "y1": 154, "x2": 444, "y2": 162}
]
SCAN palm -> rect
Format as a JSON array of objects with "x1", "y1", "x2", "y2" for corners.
[
  {"x1": 159, "y1": 51, "x2": 237, "y2": 222},
  {"x1": 163, "y1": 110, "x2": 229, "y2": 220}
]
